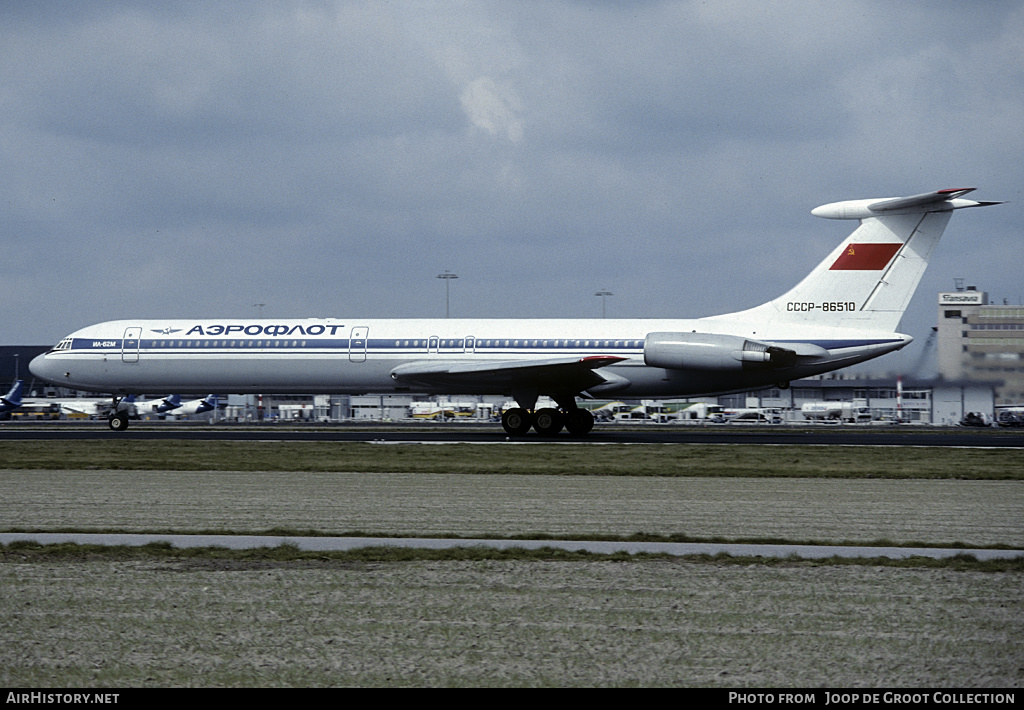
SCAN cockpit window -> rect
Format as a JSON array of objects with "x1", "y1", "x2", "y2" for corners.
[{"x1": 51, "y1": 338, "x2": 73, "y2": 352}]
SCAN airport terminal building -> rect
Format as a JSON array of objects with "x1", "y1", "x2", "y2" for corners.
[{"x1": 936, "y1": 287, "x2": 1024, "y2": 405}]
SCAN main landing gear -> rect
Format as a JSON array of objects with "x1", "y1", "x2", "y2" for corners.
[{"x1": 500, "y1": 406, "x2": 594, "y2": 437}]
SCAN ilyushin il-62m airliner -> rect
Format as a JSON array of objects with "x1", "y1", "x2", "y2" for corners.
[{"x1": 31, "y1": 188, "x2": 1000, "y2": 435}]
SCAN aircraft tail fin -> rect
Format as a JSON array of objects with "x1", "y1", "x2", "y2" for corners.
[
  {"x1": 1, "y1": 380, "x2": 25, "y2": 412},
  {"x1": 195, "y1": 394, "x2": 218, "y2": 414},
  {"x1": 737, "y1": 188, "x2": 1001, "y2": 332}
]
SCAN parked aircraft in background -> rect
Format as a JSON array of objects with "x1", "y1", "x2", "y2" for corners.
[
  {"x1": 112, "y1": 393, "x2": 216, "y2": 420},
  {"x1": 125, "y1": 394, "x2": 182, "y2": 418},
  {"x1": 53, "y1": 398, "x2": 110, "y2": 419},
  {"x1": 581, "y1": 400, "x2": 630, "y2": 422},
  {"x1": 4, "y1": 391, "x2": 217, "y2": 422},
  {"x1": 11, "y1": 394, "x2": 109, "y2": 419},
  {"x1": 175, "y1": 394, "x2": 217, "y2": 417},
  {"x1": 0, "y1": 381, "x2": 24, "y2": 415},
  {"x1": 29, "y1": 188, "x2": 1001, "y2": 435}
]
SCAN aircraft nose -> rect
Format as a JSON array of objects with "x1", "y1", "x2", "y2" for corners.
[{"x1": 29, "y1": 352, "x2": 62, "y2": 384}]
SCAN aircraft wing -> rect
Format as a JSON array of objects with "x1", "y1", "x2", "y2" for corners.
[{"x1": 390, "y1": 355, "x2": 628, "y2": 395}]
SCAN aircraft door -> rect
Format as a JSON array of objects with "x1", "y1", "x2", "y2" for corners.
[
  {"x1": 349, "y1": 326, "x2": 368, "y2": 363},
  {"x1": 122, "y1": 327, "x2": 142, "y2": 363}
]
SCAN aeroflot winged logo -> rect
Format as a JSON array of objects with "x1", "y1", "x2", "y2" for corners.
[{"x1": 829, "y1": 243, "x2": 901, "y2": 271}]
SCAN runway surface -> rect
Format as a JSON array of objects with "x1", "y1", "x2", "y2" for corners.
[
  {"x1": 2, "y1": 532, "x2": 1020, "y2": 560},
  {"x1": 3, "y1": 421, "x2": 1024, "y2": 447}
]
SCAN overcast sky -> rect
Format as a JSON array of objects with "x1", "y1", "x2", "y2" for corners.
[{"x1": 2, "y1": 1, "x2": 1021, "y2": 376}]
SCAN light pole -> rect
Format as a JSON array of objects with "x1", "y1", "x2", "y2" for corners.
[
  {"x1": 437, "y1": 271, "x2": 458, "y2": 318},
  {"x1": 595, "y1": 290, "x2": 613, "y2": 318}
]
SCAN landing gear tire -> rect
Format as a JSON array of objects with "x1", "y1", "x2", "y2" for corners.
[
  {"x1": 533, "y1": 408, "x2": 564, "y2": 436},
  {"x1": 108, "y1": 412, "x2": 130, "y2": 431},
  {"x1": 501, "y1": 407, "x2": 533, "y2": 436},
  {"x1": 565, "y1": 408, "x2": 594, "y2": 437}
]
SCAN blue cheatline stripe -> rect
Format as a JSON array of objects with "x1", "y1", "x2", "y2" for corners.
[
  {"x1": 65, "y1": 336, "x2": 897, "y2": 354},
  {"x1": 69, "y1": 337, "x2": 649, "y2": 353}
]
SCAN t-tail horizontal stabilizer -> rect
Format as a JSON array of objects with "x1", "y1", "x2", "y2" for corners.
[
  {"x1": 811, "y1": 188, "x2": 1003, "y2": 220},
  {"x1": 737, "y1": 188, "x2": 1002, "y2": 332}
]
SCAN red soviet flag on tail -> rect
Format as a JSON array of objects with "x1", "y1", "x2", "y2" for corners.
[{"x1": 829, "y1": 243, "x2": 901, "y2": 270}]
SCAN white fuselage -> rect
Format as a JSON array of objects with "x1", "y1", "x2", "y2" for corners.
[
  {"x1": 29, "y1": 316, "x2": 908, "y2": 398},
  {"x1": 26, "y1": 188, "x2": 998, "y2": 435}
]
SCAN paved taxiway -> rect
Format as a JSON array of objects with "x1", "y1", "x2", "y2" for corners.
[
  {"x1": 2, "y1": 532, "x2": 1020, "y2": 560},
  {"x1": 3, "y1": 421, "x2": 1024, "y2": 447},
  {"x1": 4, "y1": 423, "x2": 1020, "y2": 561}
]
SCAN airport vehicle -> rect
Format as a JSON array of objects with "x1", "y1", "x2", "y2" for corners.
[
  {"x1": 667, "y1": 402, "x2": 726, "y2": 422},
  {"x1": 801, "y1": 401, "x2": 872, "y2": 423},
  {"x1": 278, "y1": 403, "x2": 315, "y2": 420},
  {"x1": 959, "y1": 411, "x2": 992, "y2": 427},
  {"x1": 29, "y1": 188, "x2": 1000, "y2": 435},
  {"x1": 724, "y1": 407, "x2": 783, "y2": 424},
  {"x1": 7, "y1": 404, "x2": 62, "y2": 420},
  {"x1": 996, "y1": 407, "x2": 1024, "y2": 428},
  {"x1": 410, "y1": 400, "x2": 479, "y2": 420},
  {"x1": 0, "y1": 380, "x2": 24, "y2": 415},
  {"x1": 592, "y1": 400, "x2": 691, "y2": 422}
]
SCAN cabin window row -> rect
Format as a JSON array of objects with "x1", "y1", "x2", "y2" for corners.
[
  {"x1": 390, "y1": 339, "x2": 644, "y2": 348},
  {"x1": 138, "y1": 338, "x2": 646, "y2": 349},
  {"x1": 146, "y1": 340, "x2": 308, "y2": 348}
]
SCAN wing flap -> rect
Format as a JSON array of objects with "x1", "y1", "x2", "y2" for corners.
[{"x1": 391, "y1": 355, "x2": 627, "y2": 393}]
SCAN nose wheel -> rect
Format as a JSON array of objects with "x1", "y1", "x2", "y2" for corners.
[
  {"x1": 107, "y1": 396, "x2": 131, "y2": 431},
  {"x1": 108, "y1": 411, "x2": 130, "y2": 431}
]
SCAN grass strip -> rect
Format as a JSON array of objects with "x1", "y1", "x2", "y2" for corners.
[
  {"x1": 1, "y1": 441, "x2": 1022, "y2": 478},
  {"x1": 3, "y1": 526, "x2": 1020, "y2": 551},
  {"x1": 2, "y1": 540, "x2": 1020, "y2": 571}
]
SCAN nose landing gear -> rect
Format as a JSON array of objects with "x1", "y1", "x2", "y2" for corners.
[
  {"x1": 107, "y1": 396, "x2": 131, "y2": 431},
  {"x1": 108, "y1": 412, "x2": 130, "y2": 431}
]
